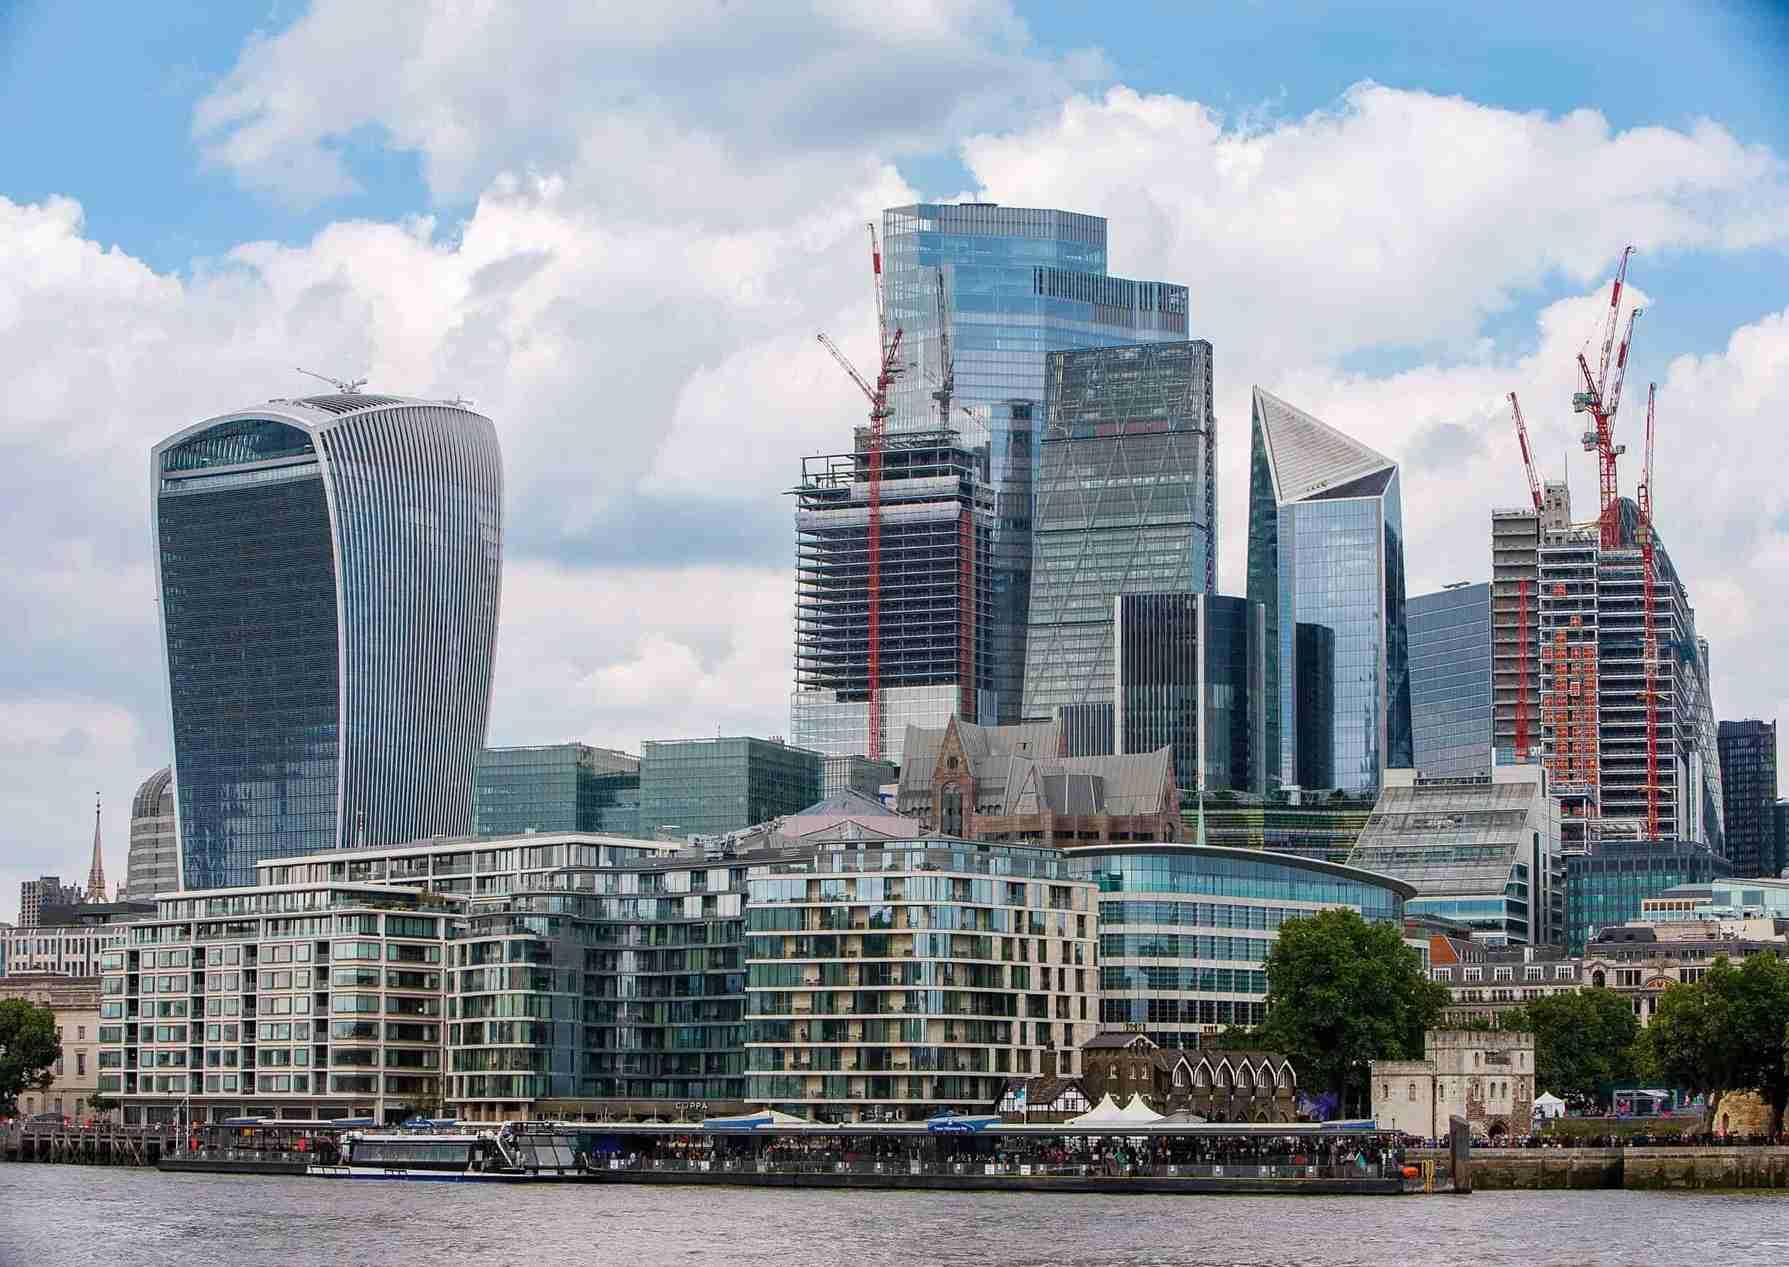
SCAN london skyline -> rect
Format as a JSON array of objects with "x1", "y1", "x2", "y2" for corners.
[{"x1": 6, "y1": 2, "x2": 1789, "y2": 922}]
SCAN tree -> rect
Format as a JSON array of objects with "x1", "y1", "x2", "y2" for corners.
[
  {"x1": 1207, "y1": 1023, "x2": 1262, "y2": 1050},
  {"x1": 1503, "y1": 989, "x2": 1640, "y2": 1109},
  {"x1": 1257, "y1": 908, "x2": 1451, "y2": 1116},
  {"x1": 1643, "y1": 954, "x2": 1789, "y2": 1133},
  {"x1": 0, "y1": 999, "x2": 60, "y2": 1115}
]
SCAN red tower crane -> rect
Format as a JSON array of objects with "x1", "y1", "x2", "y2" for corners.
[
  {"x1": 1572, "y1": 246, "x2": 1640, "y2": 549},
  {"x1": 1507, "y1": 392, "x2": 1545, "y2": 514},
  {"x1": 1639, "y1": 382, "x2": 1661, "y2": 838},
  {"x1": 1506, "y1": 392, "x2": 1544, "y2": 760},
  {"x1": 816, "y1": 222, "x2": 904, "y2": 761}
]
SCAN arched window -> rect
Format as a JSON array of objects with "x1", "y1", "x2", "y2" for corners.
[
  {"x1": 1593, "y1": 969, "x2": 1606, "y2": 989},
  {"x1": 940, "y1": 785, "x2": 964, "y2": 837},
  {"x1": 1408, "y1": 1082, "x2": 1418, "y2": 1102}
]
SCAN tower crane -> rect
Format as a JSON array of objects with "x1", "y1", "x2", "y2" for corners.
[
  {"x1": 1571, "y1": 247, "x2": 1641, "y2": 549},
  {"x1": 1507, "y1": 392, "x2": 1544, "y2": 513},
  {"x1": 815, "y1": 222, "x2": 904, "y2": 761},
  {"x1": 1506, "y1": 392, "x2": 1543, "y2": 760}
]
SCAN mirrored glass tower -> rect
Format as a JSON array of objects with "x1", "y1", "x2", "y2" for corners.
[
  {"x1": 1023, "y1": 341, "x2": 1215, "y2": 730},
  {"x1": 1245, "y1": 388, "x2": 1411, "y2": 795},
  {"x1": 879, "y1": 204, "x2": 1189, "y2": 725},
  {"x1": 152, "y1": 391, "x2": 502, "y2": 889}
]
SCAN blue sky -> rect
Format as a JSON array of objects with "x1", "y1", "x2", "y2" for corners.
[{"x1": 2, "y1": 1, "x2": 1787, "y2": 919}]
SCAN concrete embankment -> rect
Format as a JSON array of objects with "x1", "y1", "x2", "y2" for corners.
[{"x1": 1417, "y1": 1147, "x2": 1789, "y2": 1190}]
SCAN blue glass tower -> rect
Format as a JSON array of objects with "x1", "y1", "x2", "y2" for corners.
[
  {"x1": 1245, "y1": 388, "x2": 1411, "y2": 795},
  {"x1": 880, "y1": 204, "x2": 1189, "y2": 725},
  {"x1": 153, "y1": 391, "x2": 503, "y2": 889},
  {"x1": 1408, "y1": 582, "x2": 1493, "y2": 778}
]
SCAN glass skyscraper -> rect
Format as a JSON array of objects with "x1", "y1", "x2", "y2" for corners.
[
  {"x1": 152, "y1": 391, "x2": 502, "y2": 889},
  {"x1": 879, "y1": 204, "x2": 1189, "y2": 726},
  {"x1": 1023, "y1": 342, "x2": 1216, "y2": 728},
  {"x1": 1408, "y1": 582, "x2": 1493, "y2": 778},
  {"x1": 1112, "y1": 592, "x2": 1267, "y2": 795},
  {"x1": 1246, "y1": 388, "x2": 1411, "y2": 795}
]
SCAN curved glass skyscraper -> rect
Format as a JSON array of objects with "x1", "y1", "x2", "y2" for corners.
[
  {"x1": 152, "y1": 392, "x2": 502, "y2": 889},
  {"x1": 1246, "y1": 388, "x2": 1411, "y2": 795}
]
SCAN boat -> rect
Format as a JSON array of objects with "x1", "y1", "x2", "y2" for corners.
[{"x1": 308, "y1": 1121, "x2": 585, "y2": 1181}]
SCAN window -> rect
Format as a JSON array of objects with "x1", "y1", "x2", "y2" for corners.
[
  {"x1": 1408, "y1": 1082, "x2": 1417, "y2": 1102},
  {"x1": 77, "y1": 1053, "x2": 86, "y2": 1076}
]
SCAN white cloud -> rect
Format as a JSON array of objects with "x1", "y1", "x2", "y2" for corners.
[
  {"x1": 7, "y1": 10, "x2": 1789, "y2": 919},
  {"x1": 193, "y1": 0, "x2": 1103, "y2": 206}
]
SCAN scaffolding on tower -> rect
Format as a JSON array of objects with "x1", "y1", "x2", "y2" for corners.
[
  {"x1": 1639, "y1": 382, "x2": 1661, "y2": 837},
  {"x1": 1506, "y1": 393, "x2": 1544, "y2": 763}
]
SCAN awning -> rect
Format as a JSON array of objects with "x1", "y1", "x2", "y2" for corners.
[
  {"x1": 700, "y1": 1109, "x2": 811, "y2": 1132},
  {"x1": 1066, "y1": 1094, "x2": 1128, "y2": 1126},
  {"x1": 1117, "y1": 1095, "x2": 1164, "y2": 1124}
]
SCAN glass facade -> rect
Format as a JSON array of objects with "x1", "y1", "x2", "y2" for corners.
[
  {"x1": 1565, "y1": 840, "x2": 1733, "y2": 955},
  {"x1": 475, "y1": 744, "x2": 641, "y2": 838},
  {"x1": 1718, "y1": 720, "x2": 1779, "y2": 877},
  {"x1": 1348, "y1": 768, "x2": 1559, "y2": 946},
  {"x1": 744, "y1": 840, "x2": 1096, "y2": 1120},
  {"x1": 1245, "y1": 388, "x2": 1411, "y2": 795},
  {"x1": 882, "y1": 204, "x2": 1189, "y2": 723},
  {"x1": 1408, "y1": 583, "x2": 1493, "y2": 778},
  {"x1": 1066, "y1": 845, "x2": 1410, "y2": 1044},
  {"x1": 156, "y1": 447, "x2": 341, "y2": 888},
  {"x1": 154, "y1": 395, "x2": 502, "y2": 890},
  {"x1": 453, "y1": 864, "x2": 747, "y2": 1108},
  {"x1": 638, "y1": 738, "x2": 823, "y2": 839},
  {"x1": 1113, "y1": 593, "x2": 1266, "y2": 795},
  {"x1": 1024, "y1": 342, "x2": 1215, "y2": 728}
]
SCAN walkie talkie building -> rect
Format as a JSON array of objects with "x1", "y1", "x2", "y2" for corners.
[{"x1": 152, "y1": 391, "x2": 502, "y2": 890}]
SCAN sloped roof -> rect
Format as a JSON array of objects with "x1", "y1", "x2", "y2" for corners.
[
  {"x1": 994, "y1": 748, "x2": 1174, "y2": 817},
  {"x1": 898, "y1": 718, "x2": 1062, "y2": 802},
  {"x1": 778, "y1": 788, "x2": 921, "y2": 842},
  {"x1": 1084, "y1": 1032, "x2": 1157, "y2": 1051},
  {"x1": 1253, "y1": 387, "x2": 1395, "y2": 506}
]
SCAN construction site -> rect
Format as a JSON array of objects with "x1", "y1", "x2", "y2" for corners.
[
  {"x1": 789, "y1": 225, "x2": 992, "y2": 768},
  {"x1": 1491, "y1": 249, "x2": 1724, "y2": 854}
]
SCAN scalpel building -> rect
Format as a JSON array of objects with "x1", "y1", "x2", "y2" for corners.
[{"x1": 152, "y1": 391, "x2": 503, "y2": 890}]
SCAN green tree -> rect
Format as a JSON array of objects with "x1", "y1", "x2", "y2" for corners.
[
  {"x1": 0, "y1": 998, "x2": 60, "y2": 1115},
  {"x1": 1642, "y1": 954, "x2": 1789, "y2": 1133},
  {"x1": 1257, "y1": 908, "x2": 1450, "y2": 1116},
  {"x1": 1503, "y1": 989, "x2": 1640, "y2": 1109},
  {"x1": 1207, "y1": 1023, "x2": 1262, "y2": 1049}
]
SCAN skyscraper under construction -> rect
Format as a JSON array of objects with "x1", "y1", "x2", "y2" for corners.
[
  {"x1": 790, "y1": 204, "x2": 1188, "y2": 763},
  {"x1": 1490, "y1": 491, "x2": 1724, "y2": 852}
]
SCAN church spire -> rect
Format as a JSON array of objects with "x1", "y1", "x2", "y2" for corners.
[{"x1": 87, "y1": 793, "x2": 106, "y2": 901}]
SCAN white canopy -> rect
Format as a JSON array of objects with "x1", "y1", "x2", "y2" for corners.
[
  {"x1": 1532, "y1": 1093, "x2": 1567, "y2": 1119},
  {"x1": 1066, "y1": 1093, "x2": 1128, "y2": 1126},
  {"x1": 1119, "y1": 1094, "x2": 1165, "y2": 1124}
]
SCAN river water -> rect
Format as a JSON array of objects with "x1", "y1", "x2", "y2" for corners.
[{"x1": 3, "y1": 1165, "x2": 1785, "y2": 1266}]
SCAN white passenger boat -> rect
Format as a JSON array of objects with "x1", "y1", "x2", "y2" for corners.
[{"x1": 308, "y1": 1121, "x2": 584, "y2": 1181}]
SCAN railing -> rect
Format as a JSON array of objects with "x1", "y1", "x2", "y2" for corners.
[{"x1": 598, "y1": 1155, "x2": 1403, "y2": 1181}]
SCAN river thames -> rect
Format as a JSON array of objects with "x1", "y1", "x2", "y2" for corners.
[{"x1": 4, "y1": 1165, "x2": 1787, "y2": 1266}]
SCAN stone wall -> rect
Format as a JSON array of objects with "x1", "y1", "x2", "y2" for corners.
[{"x1": 1414, "y1": 1146, "x2": 1789, "y2": 1190}]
